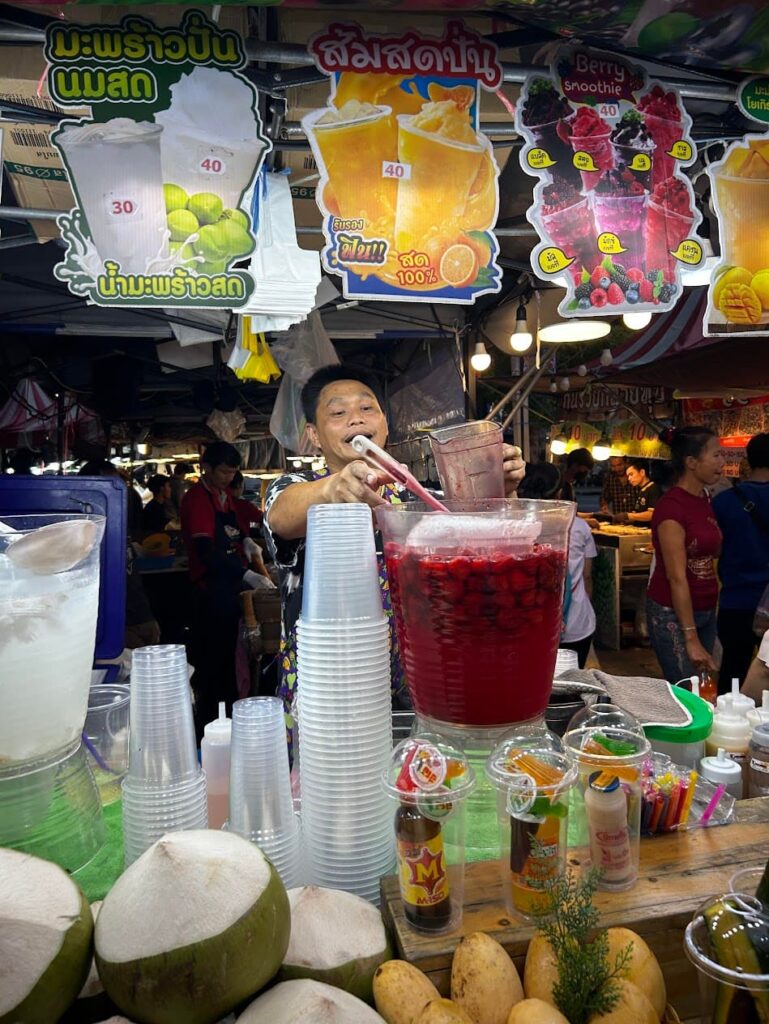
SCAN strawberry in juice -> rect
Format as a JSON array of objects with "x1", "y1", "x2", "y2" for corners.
[{"x1": 383, "y1": 542, "x2": 567, "y2": 727}]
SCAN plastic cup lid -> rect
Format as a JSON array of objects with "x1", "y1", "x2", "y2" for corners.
[
  {"x1": 382, "y1": 733, "x2": 475, "y2": 807},
  {"x1": 684, "y1": 894, "x2": 769, "y2": 988},
  {"x1": 564, "y1": 703, "x2": 651, "y2": 763},
  {"x1": 485, "y1": 725, "x2": 576, "y2": 815}
]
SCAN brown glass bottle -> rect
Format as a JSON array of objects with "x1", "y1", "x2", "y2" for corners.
[{"x1": 395, "y1": 803, "x2": 452, "y2": 931}]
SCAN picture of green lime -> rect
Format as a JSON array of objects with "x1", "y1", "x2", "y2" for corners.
[
  {"x1": 194, "y1": 223, "x2": 229, "y2": 263},
  {"x1": 163, "y1": 183, "x2": 189, "y2": 214},
  {"x1": 168, "y1": 209, "x2": 199, "y2": 242},
  {"x1": 170, "y1": 240, "x2": 197, "y2": 265},
  {"x1": 217, "y1": 220, "x2": 253, "y2": 258},
  {"x1": 220, "y1": 208, "x2": 250, "y2": 231},
  {"x1": 188, "y1": 192, "x2": 224, "y2": 226}
]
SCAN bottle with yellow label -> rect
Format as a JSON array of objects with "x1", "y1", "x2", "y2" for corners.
[{"x1": 395, "y1": 802, "x2": 452, "y2": 931}]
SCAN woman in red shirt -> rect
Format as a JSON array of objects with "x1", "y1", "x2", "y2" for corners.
[{"x1": 647, "y1": 426, "x2": 724, "y2": 683}]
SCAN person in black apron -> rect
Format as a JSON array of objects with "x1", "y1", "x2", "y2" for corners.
[{"x1": 181, "y1": 442, "x2": 260, "y2": 738}]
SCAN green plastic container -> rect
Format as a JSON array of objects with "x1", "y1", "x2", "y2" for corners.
[{"x1": 644, "y1": 685, "x2": 713, "y2": 769}]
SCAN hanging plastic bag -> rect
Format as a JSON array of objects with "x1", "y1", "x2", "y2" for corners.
[{"x1": 232, "y1": 317, "x2": 282, "y2": 382}]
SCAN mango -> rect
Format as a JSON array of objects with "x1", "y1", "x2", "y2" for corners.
[
  {"x1": 506, "y1": 998, "x2": 570, "y2": 1024},
  {"x1": 417, "y1": 999, "x2": 475, "y2": 1024},
  {"x1": 451, "y1": 932, "x2": 523, "y2": 1024},
  {"x1": 373, "y1": 961, "x2": 441, "y2": 1024},
  {"x1": 605, "y1": 928, "x2": 666, "y2": 1019}
]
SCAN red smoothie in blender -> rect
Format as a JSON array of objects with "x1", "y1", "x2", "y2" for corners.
[{"x1": 383, "y1": 542, "x2": 567, "y2": 727}]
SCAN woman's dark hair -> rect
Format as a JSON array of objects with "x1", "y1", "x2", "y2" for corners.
[
  {"x1": 669, "y1": 426, "x2": 716, "y2": 477},
  {"x1": 301, "y1": 364, "x2": 385, "y2": 424},
  {"x1": 201, "y1": 441, "x2": 241, "y2": 469},
  {"x1": 518, "y1": 461, "x2": 561, "y2": 500},
  {"x1": 747, "y1": 432, "x2": 769, "y2": 471},
  {"x1": 230, "y1": 470, "x2": 244, "y2": 489},
  {"x1": 147, "y1": 473, "x2": 170, "y2": 496}
]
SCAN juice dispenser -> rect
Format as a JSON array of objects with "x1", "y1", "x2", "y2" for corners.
[{"x1": 376, "y1": 498, "x2": 575, "y2": 860}]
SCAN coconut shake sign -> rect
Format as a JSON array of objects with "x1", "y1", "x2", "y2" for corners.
[
  {"x1": 303, "y1": 21, "x2": 502, "y2": 304},
  {"x1": 516, "y1": 47, "x2": 701, "y2": 318},
  {"x1": 45, "y1": 11, "x2": 270, "y2": 308}
]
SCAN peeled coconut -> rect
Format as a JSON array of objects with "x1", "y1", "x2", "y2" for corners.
[
  {"x1": 278, "y1": 886, "x2": 392, "y2": 1003},
  {"x1": 0, "y1": 847, "x2": 93, "y2": 1024},
  {"x1": 507, "y1": 998, "x2": 570, "y2": 1024},
  {"x1": 605, "y1": 928, "x2": 666, "y2": 1019},
  {"x1": 588, "y1": 978, "x2": 658, "y2": 1024},
  {"x1": 238, "y1": 978, "x2": 386, "y2": 1023},
  {"x1": 95, "y1": 830, "x2": 290, "y2": 1024}
]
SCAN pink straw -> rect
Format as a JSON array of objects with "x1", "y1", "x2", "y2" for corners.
[
  {"x1": 350, "y1": 435, "x2": 449, "y2": 512},
  {"x1": 699, "y1": 783, "x2": 726, "y2": 826}
]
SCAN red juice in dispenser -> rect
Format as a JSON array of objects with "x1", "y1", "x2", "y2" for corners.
[{"x1": 378, "y1": 499, "x2": 574, "y2": 728}]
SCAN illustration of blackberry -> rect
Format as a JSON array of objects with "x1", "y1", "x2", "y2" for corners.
[
  {"x1": 610, "y1": 268, "x2": 631, "y2": 292},
  {"x1": 658, "y1": 283, "x2": 677, "y2": 303},
  {"x1": 575, "y1": 282, "x2": 592, "y2": 301}
]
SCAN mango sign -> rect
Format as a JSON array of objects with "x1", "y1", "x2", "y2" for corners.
[{"x1": 516, "y1": 44, "x2": 700, "y2": 319}]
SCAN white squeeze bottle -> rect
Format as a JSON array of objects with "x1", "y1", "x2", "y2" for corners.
[
  {"x1": 705, "y1": 696, "x2": 752, "y2": 797},
  {"x1": 716, "y1": 678, "x2": 755, "y2": 719},
  {"x1": 201, "y1": 702, "x2": 231, "y2": 829},
  {"x1": 699, "y1": 747, "x2": 744, "y2": 801},
  {"x1": 747, "y1": 691, "x2": 769, "y2": 731}
]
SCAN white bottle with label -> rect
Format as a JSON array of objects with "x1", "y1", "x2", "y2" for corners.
[
  {"x1": 705, "y1": 695, "x2": 752, "y2": 797},
  {"x1": 747, "y1": 722, "x2": 769, "y2": 798},
  {"x1": 699, "y1": 747, "x2": 744, "y2": 801},
  {"x1": 201, "y1": 702, "x2": 231, "y2": 830},
  {"x1": 584, "y1": 772, "x2": 634, "y2": 890}
]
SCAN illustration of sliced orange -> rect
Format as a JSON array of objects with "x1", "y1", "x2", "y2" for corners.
[{"x1": 439, "y1": 242, "x2": 479, "y2": 288}]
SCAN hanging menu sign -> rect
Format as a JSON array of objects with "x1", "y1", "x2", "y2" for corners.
[
  {"x1": 516, "y1": 47, "x2": 701, "y2": 318},
  {"x1": 303, "y1": 21, "x2": 503, "y2": 304},
  {"x1": 704, "y1": 77, "x2": 769, "y2": 336},
  {"x1": 46, "y1": 11, "x2": 270, "y2": 308}
]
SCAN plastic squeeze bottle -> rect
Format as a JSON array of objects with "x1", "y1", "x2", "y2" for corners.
[
  {"x1": 746, "y1": 691, "x2": 769, "y2": 731},
  {"x1": 705, "y1": 696, "x2": 752, "y2": 797},
  {"x1": 699, "y1": 747, "x2": 745, "y2": 801},
  {"x1": 201, "y1": 702, "x2": 231, "y2": 829},
  {"x1": 698, "y1": 670, "x2": 717, "y2": 707},
  {"x1": 716, "y1": 678, "x2": 755, "y2": 719},
  {"x1": 747, "y1": 722, "x2": 769, "y2": 798}
]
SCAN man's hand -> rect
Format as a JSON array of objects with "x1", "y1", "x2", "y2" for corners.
[
  {"x1": 503, "y1": 444, "x2": 526, "y2": 497},
  {"x1": 320, "y1": 460, "x2": 389, "y2": 508}
]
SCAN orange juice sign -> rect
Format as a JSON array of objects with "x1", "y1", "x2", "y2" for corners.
[
  {"x1": 304, "y1": 22, "x2": 502, "y2": 304},
  {"x1": 517, "y1": 46, "x2": 700, "y2": 320}
]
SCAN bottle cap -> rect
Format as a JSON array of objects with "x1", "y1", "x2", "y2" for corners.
[
  {"x1": 716, "y1": 680, "x2": 756, "y2": 717},
  {"x1": 751, "y1": 722, "x2": 769, "y2": 746},
  {"x1": 587, "y1": 770, "x2": 620, "y2": 793},
  {"x1": 689, "y1": 674, "x2": 700, "y2": 698},
  {"x1": 747, "y1": 691, "x2": 769, "y2": 728},
  {"x1": 699, "y1": 747, "x2": 743, "y2": 784},
  {"x1": 203, "y1": 701, "x2": 232, "y2": 743}
]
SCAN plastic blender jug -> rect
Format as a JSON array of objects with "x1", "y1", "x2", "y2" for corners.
[
  {"x1": 429, "y1": 421, "x2": 505, "y2": 499},
  {"x1": 376, "y1": 498, "x2": 575, "y2": 728}
]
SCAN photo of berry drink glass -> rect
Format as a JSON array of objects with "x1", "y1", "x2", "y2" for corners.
[
  {"x1": 610, "y1": 112, "x2": 655, "y2": 192},
  {"x1": 540, "y1": 183, "x2": 597, "y2": 270},
  {"x1": 560, "y1": 107, "x2": 614, "y2": 191},
  {"x1": 644, "y1": 176, "x2": 694, "y2": 281},
  {"x1": 638, "y1": 85, "x2": 685, "y2": 191},
  {"x1": 519, "y1": 78, "x2": 580, "y2": 187},
  {"x1": 377, "y1": 500, "x2": 574, "y2": 730}
]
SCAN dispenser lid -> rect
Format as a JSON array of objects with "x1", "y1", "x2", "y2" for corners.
[
  {"x1": 752, "y1": 722, "x2": 769, "y2": 745},
  {"x1": 716, "y1": 682, "x2": 755, "y2": 716},
  {"x1": 700, "y1": 748, "x2": 743, "y2": 783},
  {"x1": 203, "y1": 702, "x2": 231, "y2": 743},
  {"x1": 383, "y1": 735, "x2": 475, "y2": 807},
  {"x1": 645, "y1": 685, "x2": 713, "y2": 744}
]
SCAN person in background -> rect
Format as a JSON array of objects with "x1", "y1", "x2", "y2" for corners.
[
  {"x1": 558, "y1": 447, "x2": 594, "y2": 503},
  {"x1": 600, "y1": 455, "x2": 635, "y2": 515},
  {"x1": 713, "y1": 431, "x2": 769, "y2": 691},
  {"x1": 618, "y1": 459, "x2": 661, "y2": 524},
  {"x1": 263, "y1": 363, "x2": 526, "y2": 750},
  {"x1": 230, "y1": 469, "x2": 264, "y2": 538},
  {"x1": 141, "y1": 473, "x2": 173, "y2": 537},
  {"x1": 169, "y1": 462, "x2": 192, "y2": 518},
  {"x1": 647, "y1": 427, "x2": 724, "y2": 682},
  {"x1": 180, "y1": 442, "x2": 262, "y2": 734},
  {"x1": 742, "y1": 629, "x2": 769, "y2": 703},
  {"x1": 521, "y1": 462, "x2": 596, "y2": 667}
]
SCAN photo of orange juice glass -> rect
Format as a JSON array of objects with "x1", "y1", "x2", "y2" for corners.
[
  {"x1": 394, "y1": 109, "x2": 489, "y2": 256},
  {"x1": 303, "y1": 103, "x2": 398, "y2": 247},
  {"x1": 715, "y1": 140, "x2": 769, "y2": 274}
]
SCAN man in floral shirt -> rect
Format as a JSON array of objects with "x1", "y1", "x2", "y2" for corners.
[{"x1": 263, "y1": 364, "x2": 525, "y2": 749}]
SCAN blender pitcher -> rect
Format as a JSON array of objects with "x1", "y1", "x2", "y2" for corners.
[
  {"x1": 376, "y1": 498, "x2": 575, "y2": 730},
  {"x1": 429, "y1": 421, "x2": 505, "y2": 500}
]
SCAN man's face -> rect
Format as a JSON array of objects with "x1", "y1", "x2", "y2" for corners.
[
  {"x1": 574, "y1": 465, "x2": 590, "y2": 483},
  {"x1": 307, "y1": 379, "x2": 388, "y2": 471},
  {"x1": 626, "y1": 466, "x2": 645, "y2": 488},
  {"x1": 160, "y1": 481, "x2": 172, "y2": 502},
  {"x1": 204, "y1": 462, "x2": 239, "y2": 490},
  {"x1": 610, "y1": 457, "x2": 627, "y2": 476}
]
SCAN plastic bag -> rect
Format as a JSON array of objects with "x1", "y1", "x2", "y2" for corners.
[{"x1": 269, "y1": 311, "x2": 338, "y2": 453}]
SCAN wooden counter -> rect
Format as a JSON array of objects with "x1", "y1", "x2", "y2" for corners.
[{"x1": 380, "y1": 797, "x2": 769, "y2": 1022}]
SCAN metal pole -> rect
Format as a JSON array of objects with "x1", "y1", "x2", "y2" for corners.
[
  {"x1": 500, "y1": 363, "x2": 550, "y2": 430},
  {"x1": 484, "y1": 360, "x2": 541, "y2": 421}
]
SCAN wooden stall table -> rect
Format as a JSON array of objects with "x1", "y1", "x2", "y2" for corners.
[{"x1": 380, "y1": 797, "x2": 769, "y2": 1023}]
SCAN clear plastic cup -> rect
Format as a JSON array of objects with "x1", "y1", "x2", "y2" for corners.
[
  {"x1": 122, "y1": 772, "x2": 208, "y2": 866},
  {"x1": 729, "y1": 866, "x2": 766, "y2": 900},
  {"x1": 383, "y1": 735, "x2": 476, "y2": 935},
  {"x1": 128, "y1": 645, "x2": 198, "y2": 784},
  {"x1": 229, "y1": 697, "x2": 296, "y2": 838},
  {"x1": 429, "y1": 422, "x2": 504, "y2": 500},
  {"x1": 302, "y1": 504, "x2": 382, "y2": 622},
  {"x1": 684, "y1": 893, "x2": 769, "y2": 1023},
  {"x1": 564, "y1": 704, "x2": 651, "y2": 892},
  {"x1": 486, "y1": 727, "x2": 577, "y2": 921},
  {"x1": 297, "y1": 620, "x2": 389, "y2": 638},
  {"x1": 84, "y1": 683, "x2": 130, "y2": 803},
  {"x1": 0, "y1": 739, "x2": 106, "y2": 874}
]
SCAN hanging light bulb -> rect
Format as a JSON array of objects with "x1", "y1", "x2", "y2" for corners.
[
  {"x1": 559, "y1": 376, "x2": 571, "y2": 391},
  {"x1": 550, "y1": 431, "x2": 569, "y2": 456},
  {"x1": 592, "y1": 432, "x2": 612, "y2": 461},
  {"x1": 470, "y1": 341, "x2": 491, "y2": 372},
  {"x1": 599, "y1": 347, "x2": 614, "y2": 367},
  {"x1": 549, "y1": 377, "x2": 558, "y2": 393},
  {"x1": 510, "y1": 300, "x2": 533, "y2": 352},
  {"x1": 577, "y1": 364, "x2": 588, "y2": 377},
  {"x1": 622, "y1": 311, "x2": 652, "y2": 330}
]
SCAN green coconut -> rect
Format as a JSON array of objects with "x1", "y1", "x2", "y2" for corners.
[
  {"x1": 94, "y1": 830, "x2": 290, "y2": 1024},
  {"x1": 239, "y1": 978, "x2": 387, "y2": 1023},
  {"x1": 0, "y1": 847, "x2": 93, "y2": 1024},
  {"x1": 277, "y1": 886, "x2": 393, "y2": 1004}
]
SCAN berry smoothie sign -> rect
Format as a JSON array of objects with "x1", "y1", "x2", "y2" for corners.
[
  {"x1": 516, "y1": 47, "x2": 701, "y2": 317},
  {"x1": 303, "y1": 22, "x2": 502, "y2": 304},
  {"x1": 704, "y1": 80, "x2": 769, "y2": 335},
  {"x1": 46, "y1": 11, "x2": 270, "y2": 308}
]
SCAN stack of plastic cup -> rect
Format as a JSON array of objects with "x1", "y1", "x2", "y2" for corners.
[
  {"x1": 228, "y1": 696, "x2": 302, "y2": 888},
  {"x1": 297, "y1": 504, "x2": 395, "y2": 903},
  {"x1": 122, "y1": 645, "x2": 207, "y2": 866}
]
